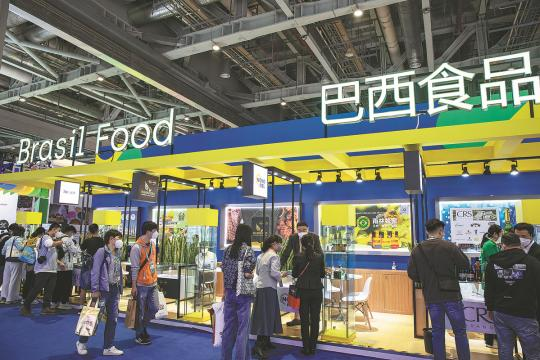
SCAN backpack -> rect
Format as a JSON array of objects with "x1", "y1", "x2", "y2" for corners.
[{"x1": 81, "y1": 250, "x2": 93, "y2": 271}]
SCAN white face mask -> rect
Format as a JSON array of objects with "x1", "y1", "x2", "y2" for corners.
[
  {"x1": 520, "y1": 237, "x2": 532, "y2": 249},
  {"x1": 115, "y1": 239, "x2": 123, "y2": 249},
  {"x1": 298, "y1": 232, "x2": 307, "y2": 239}
]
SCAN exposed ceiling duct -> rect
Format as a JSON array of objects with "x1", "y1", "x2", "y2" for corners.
[
  {"x1": 195, "y1": 0, "x2": 221, "y2": 5},
  {"x1": 0, "y1": 63, "x2": 32, "y2": 83},
  {"x1": 128, "y1": 0, "x2": 175, "y2": 26},
  {"x1": 398, "y1": 0, "x2": 423, "y2": 69},
  {"x1": 7, "y1": 13, "x2": 27, "y2": 28},
  {"x1": 376, "y1": 6, "x2": 403, "y2": 70},
  {"x1": 24, "y1": 26, "x2": 56, "y2": 43}
]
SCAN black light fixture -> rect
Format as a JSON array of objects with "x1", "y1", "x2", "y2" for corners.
[
  {"x1": 220, "y1": 179, "x2": 225, "y2": 189},
  {"x1": 461, "y1": 164, "x2": 470, "y2": 178},
  {"x1": 236, "y1": 177, "x2": 242, "y2": 190},
  {"x1": 335, "y1": 171, "x2": 343, "y2": 183},
  {"x1": 209, "y1": 179, "x2": 215, "y2": 190},
  {"x1": 356, "y1": 170, "x2": 363, "y2": 183},
  {"x1": 483, "y1": 162, "x2": 492, "y2": 175},
  {"x1": 510, "y1": 161, "x2": 519, "y2": 176},
  {"x1": 374, "y1": 169, "x2": 382, "y2": 181},
  {"x1": 315, "y1": 172, "x2": 323, "y2": 185}
]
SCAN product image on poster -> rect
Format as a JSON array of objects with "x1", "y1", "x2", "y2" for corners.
[
  {"x1": 48, "y1": 204, "x2": 91, "y2": 225},
  {"x1": 224, "y1": 206, "x2": 298, "y2": 250},
  {"x1": 353, "y1": 204, "x2": 412, "y2": 252},
  {"x1": 450, "y1": 208, "x2": 499, "y2": 246},
  {"x1": 95, "y1": 208, "x2": 139, "y2": 243}
]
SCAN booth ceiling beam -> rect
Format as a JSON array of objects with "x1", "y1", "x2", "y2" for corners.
[
  {"x1": 321, "y1": 153, "x2": 356, "y2": 179},
  {"x1": 9, "y1": 0, "x2": 257, "y2": 128},
  {"x1": 163, "y1": 0, "x2": 406, "y2": 60},
  {"x1": 193, "y1": 164, "x2": 237, "y2": 177}
]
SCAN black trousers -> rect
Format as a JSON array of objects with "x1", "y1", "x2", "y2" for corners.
[
  {"x1": 53, "y1": 270, "x2": 73, "y2": 303},
  {"x1": 24, "y1": 272, "x2": 57, "y2": 309},
  {"x1": 22, "y1": 270, "x2": 35, "y2": 299},
  {"x1": 299, "y1": 289, "x2": 322, "y2": 352}
]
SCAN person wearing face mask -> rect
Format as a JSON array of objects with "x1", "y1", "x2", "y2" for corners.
[
  {"x1": 280, "y1": 221, "x2": 322, "y2": 327},
  {"x1": 250, "y1": 235, "x2": 285, "y2": 359},
  {"x1": 130, "y1": 221, "x2": 159, "y2": 346},
  {"x1": 514, "y1": 223, "x2": 539, "y2": 261},
  {"x1": 479, "y1": 224, "x2": 502, "y2": 348},
  {"x1": 76, "y1": 229, "x2": 124, "y2": 356},
  {"x1": 52, "y1": 225, "x2": 81, "y2": 310}
]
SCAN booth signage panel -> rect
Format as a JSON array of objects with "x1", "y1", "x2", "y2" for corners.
[
  {"x1": 445, "y1": 300, "x2": 495, "y2": 334},
  {"x1": 53, "y1": 180, "x2": 80, "y2": 205},
  {"x1": 131, "y1": 172, "x2": 159, "y2": 203},
  {"x1": 242, "y1": 163, "x2": 268, "y2": 200},
  {"x1": 0, "y1": 192, "x2": 18, "y2": 223}
]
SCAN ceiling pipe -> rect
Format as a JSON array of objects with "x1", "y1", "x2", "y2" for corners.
[
  {"x1": 397, "y1": 0, "x2": 423, "y2": 69},
  {"x1": 375, "y1": 6, "x2": 403, "y2": 70}
]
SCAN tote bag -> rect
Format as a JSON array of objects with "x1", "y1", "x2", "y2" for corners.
[
  {"x1": 75, "y1": 300, "x2": 101, "y2": 337},
  {"x1": 236, "y1": 249, "x2": 255, "y2": 296}
]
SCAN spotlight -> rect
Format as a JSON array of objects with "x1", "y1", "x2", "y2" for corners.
[
  {"x1": 315, "y1": 172, "x2": 323, "y2": 185},
  {"x1": 483, "y1": 163, "x2": 492, "y2": 175},
  {"x1": 19, "y1": 97, "x2": 26, "y2": 102},
  {"x1": 220, "y1": 179, "x2": 225, "y2": 189},
  {"x1": 461, "y1": 164, "x2": 470, "y2": 178},
  {"x1": 184, "y1": 115, "x2": 190, "y2": 121},
  {"x1": 336, "y1": 171, "x2": 343, "y2": 183},
  {"x1": 375, "y1": 169, "x2": 382, "y2": 181},
  {"x1": 236, "y1": 177, "x2": 243, "y2": 190},
  {"x1": 353, "y1": 8, "x2": 363, "y2": 17},
  {"x1": 122, "y1": 190, "x2": 130, "y2": 195},
  {"x1": 356, "y1": 170, "x2": 363, "y2": 183},
  {"x1": 212, "y1": 43, "x2": 220, "y2": 51},
  {"x1": 209, "y1": 179, "x2": 215, "y2": 190},
  {"x1": 280, "y1": 99, "x2": 287, "y2": 106},
  {"x1": 97, "y1": 75, "x2": 104, "y2": 82},
  {"x1": 510, "y1": 161, "x2": 519, "y2": 176}
]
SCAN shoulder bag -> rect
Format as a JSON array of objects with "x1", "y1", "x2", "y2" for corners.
[
  {"x1": 236, "y1": 247, "x2": 256, "y2": 296},
  {"x1": 287, "y1": 261, "x2": 310, "y2": 309},
  {"x1": 417, "y1": 243, "x2": 460, "y2": 292}
]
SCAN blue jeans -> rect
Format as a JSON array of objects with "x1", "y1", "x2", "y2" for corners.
[
  {"x1": 427, "y1": 301, "x2": 470, "y2": 360},
  {"x1": 221, "y1": 289, "x2": 252, "y2": 360},
  {"x1": 135, "y1": 285, "x2": 159, "y2": 337},
  {"x1": 494, "y1": 311, "x2": 540, "y2": 360},
  {"x1": 79, "y1": 283, "x2": 120, "y2": 349}
]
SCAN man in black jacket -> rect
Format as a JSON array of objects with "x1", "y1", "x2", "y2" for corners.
[
  {"x1": 484, "y1": 233, "x2": 540, "y2": 360},
  {"x1": 407, "y1": 219, "x2": 470, "y2": 360},
  {"x1": 514, "y1": 223, "x2": 540, "y2": 261},
  {"x1": 280, "y1": 221, "x2": 322, "y2": 327}
]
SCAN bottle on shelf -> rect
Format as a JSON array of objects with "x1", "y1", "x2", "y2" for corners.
[
  {"x1": 391, "y1": 261, "x2": 397, "y2": 270},
  {"x1": 372, "y1": 231, "x2": 382, "y2": 249},
  {"x1": 383, "y1": 231, "x2": 392, "y2": 249},
  {"x1": 503, "y1": 208, "x2": 513, "y2": 233}
]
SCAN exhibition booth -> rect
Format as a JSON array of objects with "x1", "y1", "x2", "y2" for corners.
[{"x1": 1, "y1": 100, "x2": 540, "y2": 359}]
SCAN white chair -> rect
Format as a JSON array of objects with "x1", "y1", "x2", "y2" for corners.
[{"x1": 342, "y1": 276, "x2": 373, "y2": 330}]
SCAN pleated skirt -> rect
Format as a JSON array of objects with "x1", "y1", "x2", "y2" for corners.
[{"x1": 250, "y1": 287, "x2": 283, "y2": 336}]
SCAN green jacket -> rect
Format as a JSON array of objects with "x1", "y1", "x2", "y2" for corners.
[{"x1": 480, "y1": 240, "x2": 500, "y2": 272}]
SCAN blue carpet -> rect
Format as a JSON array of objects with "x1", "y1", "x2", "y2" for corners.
[{"x1": 0, "y1": 305, "x2": 378, "y2": 360}]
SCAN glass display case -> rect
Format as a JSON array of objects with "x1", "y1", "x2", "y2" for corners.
[{"x1": 319, "y1": 205, "x2": 356, "y2": 343}]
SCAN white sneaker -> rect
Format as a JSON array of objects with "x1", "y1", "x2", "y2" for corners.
[
  {"x1": 76, "y1": 341, "x2": 88, "y2": 355},
  {"x1": 50, "y1": 302, "x2": 58, "y2": 309},
  {"x1": 58, "y1": 303, "x2": 72, "y2": 310},
  {"x1": 103, "y1": 346, "x2": 124, "y2": 356}
]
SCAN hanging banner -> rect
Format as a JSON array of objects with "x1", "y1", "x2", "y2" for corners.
[
  {"x1": 242, "y1": 163, "x2": 268, "y2": 200},
  {"x1": 131, "y1": 172, "x2": 159, "y2": 203}
]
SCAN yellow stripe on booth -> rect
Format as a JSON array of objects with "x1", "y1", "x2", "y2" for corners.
[
  {"x1": 16, "y1": 211, "x2": 43, "y2": 225},
  {"x1": 93, "y1": 210, "x2": 122, "y2": 226},
  {"x1": 186, "y1": 208, "x2": 218, "y2": 227}
]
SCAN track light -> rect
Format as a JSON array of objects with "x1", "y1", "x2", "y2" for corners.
[
  {"x1": 336, "y1": 171, "x2": 343, "y2": 183},
  {"x1": 236, "y1": 177, "x2": 242, "y2": 190},
  {"x1": 353, "y1": 7, "x2": 363, "y2": 17},
  {"x1": 220, "y1": 179, "x2": 225, "y2": 189},
  {"x1": 375, "y1": 169, "x2": 382, "y2": 181},
  {"x1": 510, "y1": 161, "x2": 519, "y2": 176},
  {"x1": 209, "y1": 179, "x2": 215, "y2": 191},
  {"x1": 483, "y1": 163, "x2": 492, "y2": 175},
  {"x1": 461, "y1": 164, "x2": 470, "y2": 178},
  {"x1": 122, "y1": 190, "x2": 130, "y2": 195},
  {"x1": 315, "y1": 172, "x2": 322, "y2": 185},
  {"x1": 356, "y1": 170, "x2": 363, "y2": 183},
  {"x1": 184, "y1": 115, "x2": 190, "y2": 121},
  {"x1": 212, "y1": 43, "x2": 220, "y2": 51}
]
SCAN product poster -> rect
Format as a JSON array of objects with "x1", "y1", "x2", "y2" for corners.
[
  {"x1": 449, "y1": 208, "x2": 499, "y2": 245},
  {"x1": 0, "y1": 192, "x2": 18, "y2": 224},
  {"x1": 95, "y1": 207, "x2": 139, "y2": 242},
  {"x1": 353, "y1": 203, "x2": 412, "y2": 251},
  {"x1": 224, "y1": 206, "x2": 298, "y2": 249},
  {"x1": 48, "y1": 204, "x2": 91, "y2": 225}
]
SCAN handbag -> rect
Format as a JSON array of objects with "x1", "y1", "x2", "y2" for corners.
[
  {"x1": 19, "y1": 245, "x2": 36, "y2": 265},
  {"x1": 287, "y1": 261, "x2": 311, "y2": 310},
  {"x1": 417, "y1": 243, "x2": 460, "y2": 292},
  {"x1": 125, "y1": 297, "x2": 137, "y2": 329},
  {"x1": 236, "y1": 248, "x2": 255, "y2": 296},
  {"x1": 75, "y1": 300, "x2": 101, "y2": 337}
]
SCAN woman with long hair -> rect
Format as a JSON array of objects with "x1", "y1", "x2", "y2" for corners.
[
  {"x1": 292, "y1": 233, "x2": 325, "y2": 355},
  {"x1": 21, "y1": 227, "x2": 46, "y2": 302},
  {"x1": 221, "y1": 224, "x2": 256, "y2": 360},
  {"x1": 480, "y1": 224, "x2": 502, "y2": 348},
  {"x1": 250, "y1": 235, "x2": 284, "y2": 358}
]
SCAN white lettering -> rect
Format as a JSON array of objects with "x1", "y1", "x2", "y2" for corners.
[
  {"x1": 38, "y1": 140, "x2": 53, "y2": 161},
  {"x1": 17, "y1": 139, "x2": 31, "y2": 164},
  {"x1": 30, "y1": 142, "x2": 39, "y2": 163},
  {"x1": 54, "y1": 138, "x2": 66, "y2": 160},
  {"x1": 76, "y1": 126, "x2": 85, "y2": 157},
  {"x1": 153, "y1": 111, "x2": 174, "y2": 146},
  {"x1": 131, "y1": 123, "x2": 151, "y2": 149},
  {"x1": 111, "y1": 127, "x2": 129, "y2": 152},
  {"x1": 69, "y1": 134, "x2": 76, "y2": 158},
  {"x1": 95, "y1": 122, "x2": 111, "y2": 154}
]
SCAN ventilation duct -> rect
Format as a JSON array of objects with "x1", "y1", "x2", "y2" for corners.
[
  {"x1": 375, "y1": 6, "x2": 402, "y2": 70},
  {"x1": 398, "y1": 0, "x2": 423, "y2": 69},
  {"x1": 0, "y1": 63, "x2": 32, "y2": 83},
  {"x1": 24, "y1": 26, "x2": 56, "y2": 43},
  {"x1": 7, "y1": 13, "x2": 27, "y2": 28},
  {"x1": 128, "y1": 0, "x2": 175, "y2": 26}
]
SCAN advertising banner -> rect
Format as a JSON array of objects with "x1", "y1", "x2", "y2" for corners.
[
  {"x1": 0, "y1": 192, "x2": 18, "y2": 223},
  {"x1": 449, "y1": 208, "x2": 499, "y2": 246},
  {"x1": 242, "y1": 163, "x2": 268, "y2": 200}
]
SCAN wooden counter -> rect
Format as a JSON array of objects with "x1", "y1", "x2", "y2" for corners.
[{"x1": 351, "y1": 269, "x2": 413, "y2": 315}]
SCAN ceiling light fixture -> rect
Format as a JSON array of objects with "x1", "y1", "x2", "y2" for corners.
[
  {"x1": 212, "y1": 43, "x2": 220, "y2": 51},
  {"x1": 356, "y1": 170, "x2": 363, "y2": 183},
  {"x1": 461, "y1": 164, "x2": 470, "y2": 178},
  {"x1": 220, "y1": 179, "x2": 225, "y2": 189},
  {"x1": 315, "y1": 172, "x2": 323, "y2": 185},
  {"x1": 510, "y1": 161, "x2": 519, "y2": 176},
  {"x1": 236, "y1": 177, "x2": 242, "y2": 190},
  {"x1": 209, "y1": 179, "x2": 215, "y2": 190},
  {"x1": 184, "y1": 115, "x2": 190, "y2": 121},
  {"x1": 220, "y1": 60, "x2": 231, "y2": 79},
  {"x1": 280, "y1": 99, "x2": 287, "y2": 106},
  {"x1": 375, "y1": 169, "x2": 382, "y2": 181},
  {"x1": 353, "y1": 8, "x2": 363, "y2": 17},
  {"x1": 97, "y1": 75, "x2": 104, "y2": 82},
  {"x1": 336, "y1": 171, "x2": 343, "y2": 183},
  {"x1": 19, "y1": 97, "x2": 26, "y2": 102},
  {"x1": 483, "y1": 162, "x2": 492, "y2": 175},
  {"x1": 345, "y1": 48, "x2": 355, "y2": 58}
]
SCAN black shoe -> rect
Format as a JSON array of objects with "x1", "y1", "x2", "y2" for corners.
[
  {"x1": 251, "y1": 346, "x2": 267, "y2": 359},
  {"x1": 287, "y1": 319, "x2": 301, "y2": 327},
  {"x1": 142, "y1": 329, "x2": 151, "y2": 341},
  {"x1": 40, "y1": 307, "x2": 57, "y2": 315},
  {"x1": 135, "y1": 336, "x2": 151, "y2": 345},
  {"x1": 301, "y1": 348, "x2": 311, "y2": 356}
]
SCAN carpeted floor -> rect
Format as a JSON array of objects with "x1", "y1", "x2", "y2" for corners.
[{"x1": 0, "y1": 304, "x2": 378, "y2": 360}]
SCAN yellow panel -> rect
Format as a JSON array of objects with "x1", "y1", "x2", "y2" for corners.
[
  {"x1": 522, "y1": 200, "x2": 540, "y2": 224},
  {"x1": 93, "y1": 210, "x2": 122, "y2": 225},
  {"x1": 16, "y1": 211, "x2": 43, "y2": 225},
  {"x1": 186, "y1": 208, "x2": 218, "y2": 227},
  {"x1": 321, "y1": 205, "x2": 355, "y2": 226}
]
